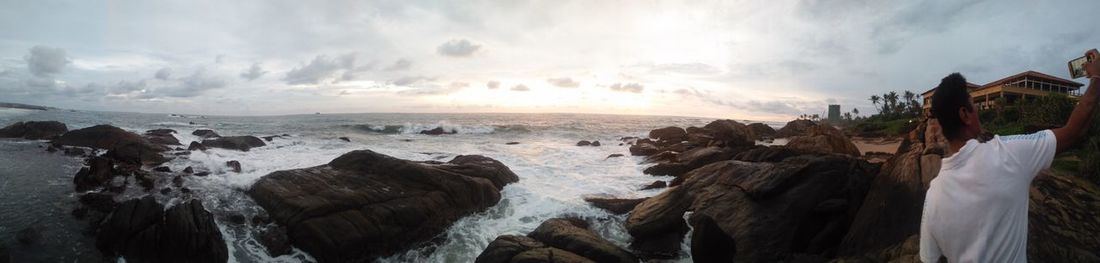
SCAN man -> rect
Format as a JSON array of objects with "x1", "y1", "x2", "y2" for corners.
[{"x1": 920, "y1": 49, "x2": 1100, "y2": 262}]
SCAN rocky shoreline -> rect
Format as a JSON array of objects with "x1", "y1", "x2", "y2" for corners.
[{"x1": 1, "y1": 117, "x2": 1098, "y2": 262}]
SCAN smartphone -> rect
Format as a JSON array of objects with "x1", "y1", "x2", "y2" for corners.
[{"x1": 1069, "y1": 55, "x2": 1088, "y2": 79}]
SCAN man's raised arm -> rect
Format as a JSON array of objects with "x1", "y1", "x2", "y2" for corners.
[{"x1": 1053, "y1": 49, "x2": 1100, "y2": 153}]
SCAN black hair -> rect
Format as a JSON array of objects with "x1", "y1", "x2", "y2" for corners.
[{"x1": 931, "y1": 73, "x2": 974, "y2": 140}]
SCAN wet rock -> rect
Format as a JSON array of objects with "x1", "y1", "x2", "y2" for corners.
[
  {"x1": 338, "y1": 137, "x2": 350, "y2": 142},
  {"x1": 505, "y1": 142, "x2": 520, "y2": 145},
  {"x1": 775, "y1": 119, "x2": 817, "y2": 138},
  {"x1": 0, "y1": 243, "x2": 9, "y2": 263},
  {"x1": 187, "y1": 141, "x2": 207, "y2": 151},
  {"x1": 641, "y1": 151, "x2": 678, "y2": 164},
  {"x1": 16, "y1": 226, "x2": 41, "y2": 245},
  {"x1": 63, "y1": 147, "x2": 86, "y2": 156},
  {"x1": 152, "y1": 166, "x2": 171, "y2": 172},
  {"x1": 0, "y1": 121, "x2": 68, "y2": 140},
  {"x1": 193, "y1": 172, "x2": 210, "y2": 177},
  {"x1": 180, "y1": 187, "x2": 192, "y2": 193},
  {"x1": 576, "y1": 140, "x2": 592, "y2": 146},
  {"x1": 256, "y1": 226, "x2": 292, "y2": 257},
  {"x1": 643, "y1": 146, "x2": 736, "y2": 178},
  {"x1": 785, "y1": 124, "x2": 861, "y2": 156},
  {"x1": 182, "y1": 166, "x2": 193, "y2": 174},
  {"x1": 202, "y1": 136, "x2": 266, "y2": 151},
  {"x1": 475, "y1": 218, "x2": 635, "y2": 263},
  {"x1": 583, "y1": 197, "x2": 648, "y2": 215},
  {"x1": 54, "y1": 125, "x2": 168, "y2": 165},
  {"x1": 191, "y1": 129, "x2": 220, "y2": 138},
  {"x1": 641, "y1": 181, "x2": 667, "y2": 190},
  {"x1": 419, "y1": 127, "x2": 456, "y2": 135},
  {"x1": 747, "y1": 123, "x2": 777, "y2": 139},
  {"x1": 1024, "y1": 170, "x2": 1100, "y2": 261},
  {"x1": 172, "y1": 151, "x2": 190, "y2": 156},
  {"x1": 606, "y1": 153, "x2": 624, "y2": 159},
  {"x1": 172, "y1": 176, "x2": 183, "y2": 187},
  {"x1": 71, "y1": 207, "x2": 89, "y2": 219},
  {"x1": 226, "y1": 160, "x2": 242, "y2": 173},
  {"x1": 251, "y1": 214, "x2": 272, "y2": 226},
  {"x1": 261, "y1": 135, "x2": 281, "y2": 142},
  {"x1": 247, "y1": 149, "x2": 520, "y2": 262},
  {"x1": 649, "y1": 126, "x2": 687, "y2": 142},
  {"x1": 79, "y1": 192, "x2": 118, "y2": 213},
  {"x1": 591, "y1": 141, "x2": 601, "y2": 146},
  {"x1": 96, "y1": 197, "x2": 228, "y2": 263},
  {"x1": 628, "y1": 140, "x2": 660, "y2": 156},
  {"x1": 227, "y1": 214, "x2": 246, "y2": 225},
  {"x1": 160, "y1": 188, "x2": 171, "y2": 195},
  {"x1": 626, "y1": 154, "x2": 878, "y2": 261},
  {"x1": 144, "y1": 129, "x2": 180, "y2": 146},
  {"x1": 73, "y1": 157, "x2": 115, "y2": 192},
  {"x1": 526, "y1": 218, "x2": 637, "y2": 263}
]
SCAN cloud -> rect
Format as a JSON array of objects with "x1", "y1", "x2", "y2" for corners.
[
  {"x1": 487, "y1": 80, "x2": 500, "y2": 89},
  {"x1": 154, "y1": 67, "x2": 171, "y2": 80},
  {"x1": 510, "y1": 84, "x2": 529, "y2": 91},
  {"x1": 437, "y1": 39, "x2": 482, "y2": 57},
  {"x1": 24, "y1": 45, "x2": 70, "y2": 77},
  {"x1": 109, "y1": 80, "x2": 147, "y2": 94},
  {"x1": 384, "y1": 58, "x2": 412, "y2": 71},
  {"x1": 239, "y1": 62, "x2": 267, "y2": 81},
  {"x1": 283, "y1": 53, "x2": 357, "y2": 85},
  {"x1": 390, "y1": 76, "x2": 433, "y2": 86},
  {"x1": 635, "y1": 63, "x2": 721, "y2": 75},
  {"x1": 547, "y1": 77, "x2": 580, "y2": 88},
  {"x1": 156, "y1": 70, "x2": 227, "y2": 98},
  {"x1": 398, "y1": 81, "x2": 468, "y2": 96},
  {"x1": 609, "y1": 83, "x2": 643, "y2": 93}
]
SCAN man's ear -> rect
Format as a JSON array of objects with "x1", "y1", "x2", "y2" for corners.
[{"x1": 957, "y1": 106, "x2": 973, "y2": 126}]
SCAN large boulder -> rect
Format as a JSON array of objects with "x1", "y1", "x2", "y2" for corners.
[
  {"x1": 1026, "y1": 170, "x2": 1100, "y2": 261},
  {"x1": 0, "y1": 121, "x2": 68, "y2": 139},
  {"x1": 838, "y1": 119, "x2": 944, "y2": 256},
  {"x1": 584, "y1": 197, "x2": 648, "y2": 215},
  {"x1": 201, "y1": 136, "x2": 266, "y2": 151},
  {"x1": 649, "y1": 126, "x2": 687, "y2": 142},
  {"x1": 629, "y1": 140, "x2": 661, "y2": 156},
  {"x1": 747, "y1": 123, "x2": 777, "y2": 139},
  {"x1": 96, "y1": 197, "x2": 228, "y2": 263},
  {"x1": 626, "y1": 155, "x2": 878, "y2": 261},
  {"x1": 785, "y1": 124, "x2": 861, "y2": 156},
  {"x1": 144, "y1": 129, "x2": 181, "y2": 146},
  {"x1": 702, "y1": 119, "x2": 754, "y2": 147},
  {"x1": 643, "y1": 146, "x2": 737, "y2": 178},
  {"x1": 775, "y1": 119, "x2": 818, "y2": 138},
  {"x1": 191, "y1": 129, "x2": 220, "y2": 138},
  {"x1": 53, "y1": 125, "x2": 169, "y2": 164},
  {"x1": 73, "y1": 156, "x2": 115, "y2": 192},
  {"x1": 247, "y1": 149, "x2": 519, "y2": 262},
  {"x1": 475, "y1": 218, "x2": 636, "y2": 263}
]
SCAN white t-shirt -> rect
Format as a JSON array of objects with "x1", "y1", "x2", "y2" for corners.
[{"x1": 920, "y1": 130, "x2": 1057, "y2": 263}]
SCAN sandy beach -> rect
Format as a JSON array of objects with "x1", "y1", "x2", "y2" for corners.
[{"x1": 851, "y1": 136, "x2": 902, "y2": 154}]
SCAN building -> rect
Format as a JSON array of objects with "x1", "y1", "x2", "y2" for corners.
[
  {"x1": 828, "y1": 104, "x2": 841, "y2": 122},
  {"x1": 922, "y1": 70, "x2": 1083, "y2": 115}
]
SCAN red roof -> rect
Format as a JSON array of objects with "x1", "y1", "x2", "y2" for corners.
[{"x1": 978, "y1": 70, "x2": 1083, "y2": 90}]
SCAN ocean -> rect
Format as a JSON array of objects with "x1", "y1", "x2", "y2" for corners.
[{"x1": 0, "y1": 108, "x2": 784, "y2": 262}]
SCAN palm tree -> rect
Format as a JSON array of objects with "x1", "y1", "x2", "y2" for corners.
[
  {"x1": 811, "y1": 114, "x2": 820, "y2": 121},
  {"x1": 844, "y1": 112, "x2": 852, "y2": 121},
  {"x1": 852, "y1": 108, "x2": 860, "y2": 117},
  {"x1": 869, "y1": 95, "x2": 881, "y2": 114},
  {"x1": 903, "y1": 91, "x2": 917, "y2": 116},
  {"x1": 884, "y1": 91, "x2": 900, "y2": 117}
]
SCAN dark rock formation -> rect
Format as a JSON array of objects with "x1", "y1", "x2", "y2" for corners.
[
  {"x1": 201, "y1": 136, "x2": 266, "y2": 151},
  {"x1": 506, "y1": 141, "x2": 520, "y2": 145},
  {"x1": 649, "y1": 126, "x2": 687, "y2": 142},
  {"x1": 96, "y1": 197, "x2": 228, "y2": 263},
  {"x1": 247, "y1": 149, "x2": 519, "y2": 262},
  {"x1": 73, "y1": 157, "x2": 115, "y2": 192},
  {"x1": 702, "y1": 119, "x2": 755, "y2": 147},
  {"x1": 419, "y1": 127, "x2": 456, "y2": 135},
  {"x1": 182, "y1": 166, "x2": 193, "y2": 174},
  {"x1": 591, "y1": 140, "x2": 601, "y2": 146},
  {"x1": 191, "y1": 129, "x2": 220, "y2": 138},
  {"x1": 583, "y1": 197, "x2": 648, "y2": 215},
  {"x1": 732, "y1": 146, "x2": 799, "y2": 163},
  {"x1": 747, "y1": 123, "x2": 777, "y2": 139},
  {"x1": 641, "y1": 181, "x2": 667, "y2": 190},
  {"x1": 338, "y1": 137, "x2": 350, "y2": 142},
  {"x1": 53, "y1": 125, "x2": 168, "y2": 165},
  {"x1": 144, "y1": 129, "x2": 181, "y2": 145},
  {"x1": 16, "y1": 226, "x2": 41, "y2": 245},
  {"x1": 187, "y1": 141, "x2": 206, "y2": 151},
  {"x1": 153, "y1": 166, "x2": 171, "y2": 172},
  {"x1": 839, "y1": 119, "x2": 944, "y2": 256},
  {"x1": 626, "y1": 155, "x2": 878, "y2": 261},
  {"x1": 226, "y1": 160, "x2": 241, "y2": 173},
  {"x1": 785, "y1": 124, "x2": 861, "y2": 156},
  {"x1": 0, "y1": 121, "x2": 68, "y2": 139},
  {"x1": 475, "y1": 218, "x2": 636, "y2": 263},
  {"x1": 576, "y1": 140, "x2": 592, "y2": 146},
  {"x1": 628, "y1": 140, "x2": 660, "y2": 156},
  {"x1": 79, "y1": 192, "x2": 118, "y2": 213},
  {"x1": 606, "y1": 153, "x2": 624, "y2": 159},
  {"x1": 256, "y1": 226, "x2": 293, "y2": 257},
  {"x1": 643, "y1": 146, "x2": 736, "y2": 178},
  {"x1": 775, "y1": 119, "x2": 817, "y2": 138}
]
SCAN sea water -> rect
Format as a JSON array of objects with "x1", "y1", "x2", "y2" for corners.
[{"x1": 0, "y1": 109, "x2": 784, "y2": 262}]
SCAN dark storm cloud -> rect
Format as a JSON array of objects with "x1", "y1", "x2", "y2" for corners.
[
  {"x1": 609, "y1": 83, "x2": 643, "y2": 93},
  {"x1": 510, "y1": 84, "x2": 529, "y2": 91},
  {"x1": 486, "y1": 80, "x2": 500, "y2": 89},
  {"x1": 24, "y1": 45, "x2": 70, "y2": 77},
  {"x1": 154, "y1": 67, "x2": 171, "y2": 80},
  {"x1": 239, "y1": 63, "x2": 267, "y2": 81},
  {"x1": 546, "y1": 77, "x2": 579, "y2": 88},
  {"x1": 437, "y1": 39, "x2": 482, "y2": 57},
  {"x1": 283, "y1": 53, "x2": 357, "y2": 85}
]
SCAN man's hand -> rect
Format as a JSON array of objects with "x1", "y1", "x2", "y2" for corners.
[
  {"x1": 1053, "y1": 49, "x2": 1100, "y2": 153},
  {"x1": 1085, "y1": 49, "x2": 1100, "y2": 78}
]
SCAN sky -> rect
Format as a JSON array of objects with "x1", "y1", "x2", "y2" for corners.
[{"x1": 1, "y1": 0, "x2": 1098, "y2": 121}]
